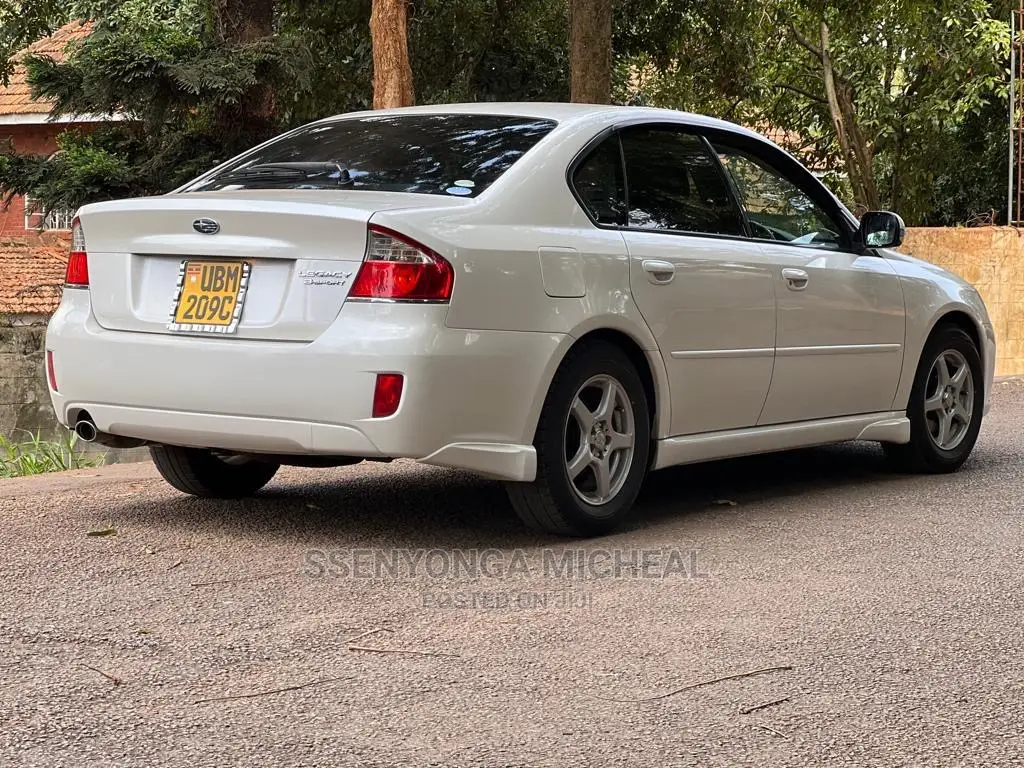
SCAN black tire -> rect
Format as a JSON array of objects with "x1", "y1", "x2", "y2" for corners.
[
  {"x1": 505, "y1": 341, "x2": 651, "y2": 537},
  {"x1": 883, "y1": 325, "x2": 984, "y2": 473},
  {"x1": 150, "y1": 445, "x2": 279, "y2": 498}
]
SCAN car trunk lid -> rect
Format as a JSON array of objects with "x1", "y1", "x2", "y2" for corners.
[{"x1": 78, "y1": 191, "x2": 467, "y2": 342}]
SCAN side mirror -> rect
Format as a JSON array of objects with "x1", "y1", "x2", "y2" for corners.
[{"x1": 859, "y1": 211, "x2": 906, "y2": 249}]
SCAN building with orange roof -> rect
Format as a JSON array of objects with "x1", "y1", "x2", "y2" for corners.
[{"x1": 0, "y1": 20, "x2": 124, "y2": 238}]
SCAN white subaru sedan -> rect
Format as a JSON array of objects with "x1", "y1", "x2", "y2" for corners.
[{"x1": 46, "y1": 103, "x2": 995, "y2": 536}]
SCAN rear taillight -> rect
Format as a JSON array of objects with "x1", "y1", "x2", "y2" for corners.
[
  {"x1": 65, "y1": 216, "x2": 89, "y2": 288},
  {"x1": 372, "y1": 373, "x2": 404, "y2": 418},
  {"x1": 350, "y1": 225, "x2": 453, "y2": 302}
]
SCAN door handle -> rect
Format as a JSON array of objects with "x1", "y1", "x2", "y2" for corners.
[
  {"x1": 782, "y1": 268, "x2": 809, "y2": 291},
  {"x1": 642, "y1": 259, "x2": 675, "y2": 285}
]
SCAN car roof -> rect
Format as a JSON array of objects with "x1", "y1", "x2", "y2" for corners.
[{"x1": 317, "y1": 102, "x2": 763, "y2": 140}]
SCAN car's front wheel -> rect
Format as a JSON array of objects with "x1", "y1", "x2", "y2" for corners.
[
  {"x1": 506, "y1": 341, "x2": 651, "y2": 537},
  {"x1": 150, "y1": 445, "x2": 279, "y2": 498},
  {"x1": 884, "y1": 324, "x2": 984, "y2": 473}
]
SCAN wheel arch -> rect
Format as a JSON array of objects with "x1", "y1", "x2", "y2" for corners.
[
  {"x1": 931, "y1": 309, "x2": 983, "y2": 359},
  {"x1": 524, "y1": 322, "x2": 671, "y2": 446},
  {"x1": 894, "y1": 303, "x2": 991, "y2": 412},
  {"x1": 883, "y1": 307, "x2": 988, "y2": 473},
  {"x1": 930, "y1": 308, "x2": 991, "y2": 409}
]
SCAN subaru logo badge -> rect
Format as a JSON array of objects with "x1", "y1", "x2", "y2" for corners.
[{"x1": 193, "y1": 218, "x2": 220, "y2": 235}]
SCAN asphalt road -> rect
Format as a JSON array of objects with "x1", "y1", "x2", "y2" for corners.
[{"x1": 3, "y1": 383, "x2": 1024, "y2": 767}]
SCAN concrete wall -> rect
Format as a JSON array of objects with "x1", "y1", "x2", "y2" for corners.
[
  {"x1": 901, "y1": 227, "x2": 1024, "y2": 377},
  {"x1": 0, "y1": 314, "x2": 144, "y2": 463},
  {"x1": 0, "y1": 315, "x2": 51, "y2": 437}
]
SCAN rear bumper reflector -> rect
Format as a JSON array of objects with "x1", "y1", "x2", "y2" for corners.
[{"x1": 372, "y1": 373, "x2": 404, "y2": 418}]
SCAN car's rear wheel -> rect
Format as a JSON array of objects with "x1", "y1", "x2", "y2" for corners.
[
  {"x1": 150, "y1": 445, "x2": 279, "y2": 498},
  {"x1": 883, "y1": 324, "x2": 983, "y2": 473},
  {"x1": 506, "y1": 341, "x2": 651, "y2": 537}
]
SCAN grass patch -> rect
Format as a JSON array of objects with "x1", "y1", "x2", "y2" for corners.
[{"x1": 0, "y1": 430, "x2": 105, "y2": 478}]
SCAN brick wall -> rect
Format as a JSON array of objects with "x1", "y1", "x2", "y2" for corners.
[{"x1": 901, "y1": 227, "x2": 1024, "y2": 377}]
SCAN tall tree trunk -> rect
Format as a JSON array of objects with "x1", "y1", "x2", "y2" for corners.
[
  {"x1": 211, "y1": 0, "x2": 276, "y2": 139},
  {"x1": 212, "y1": 0, "x2": 274, "y2": 44},
  {"x1": 371, "y1": 0, "x2": 415, "y2": 109},
  {"x1": 820, "y1": 21, "x2": 878, "y2": 212},
  {"x1": 839, "y1": 83, "x2": 878, "y2": 209},
  {"x1": 569, "y1": 0, "x2": 612, "y2": 104}
]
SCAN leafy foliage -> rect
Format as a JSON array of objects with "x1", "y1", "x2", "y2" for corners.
[
  {"x1": 0, "y1": 430, "x2": 103, "y2": 478},
  {"x1": 0, "y1": 0, "x2": 71, "y2": 84},
  {"x1": 632, "y1": 0, "x2": 1011, "y2": 223},
  {"x1": 412, "y1": 0, "x2": 569, "y2": 104},
  {"x1": 614, "y1": 0, "x2": 761, "y2": 114},
  {"x1": 0, "y1": 0, "x2": 1016, "y2": 225},
  {"x1": 929, "y1": 97, "x2": 1010, "y2": 225},
  {"x1": 0, "y1": 0, "x2": 577, "y2": 212}
]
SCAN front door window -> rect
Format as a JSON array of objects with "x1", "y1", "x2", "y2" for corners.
[{"x1": 713, "y1": 144, "x2": 843, "y2": 250}]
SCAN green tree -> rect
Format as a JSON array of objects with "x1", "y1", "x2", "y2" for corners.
[
  {"x1": 0, "y1": 0, "x2": 311, "y2": 210},
  {"x1": 613, "y1": 0, "x2": 760, "y2": 115},
  {"x1": 0, "y1": 0, "x2": 571, "y2": 213},
  {"x1": 0, "y1": 0, "x2": 71, "y2": 84},
  {"x1": 627, "y1": 0, "x2": 1011, "y2": 223},
  {"x1": 2, "y1": 0, "x2": 1013, "y2": 226},
  {"x1": 767, "y1": 0, "x2": 1009, "y2": 218}
]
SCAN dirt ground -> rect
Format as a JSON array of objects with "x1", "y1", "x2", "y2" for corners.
[{"x1": 3, "y1": 381, "x2": 1024, "y2": 767}]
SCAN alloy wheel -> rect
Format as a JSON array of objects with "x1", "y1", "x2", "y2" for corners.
[
  {"x1": 563, "y1": 374, "x2": 636, "y2": 506},
  {"x1": 924, "y1": 349, "x2": 974, "y2": 451}
]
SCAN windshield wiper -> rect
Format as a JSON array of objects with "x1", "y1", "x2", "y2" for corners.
[{"x1": 217, "y1": 161, "x2": 353, "y2": 187}]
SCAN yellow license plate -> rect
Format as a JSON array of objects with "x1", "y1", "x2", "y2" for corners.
[{"x1": 168, "y1": 260, "x2": 251, "y2": 334}]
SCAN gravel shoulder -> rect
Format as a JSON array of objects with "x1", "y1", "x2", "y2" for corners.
[{"x1": 3, "y1": 381, "x2": 1024, "y2": 767}]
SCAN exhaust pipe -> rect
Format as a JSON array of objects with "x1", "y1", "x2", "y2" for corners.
[
  {"x1": 73, "y1": 417, "x2": 147, "y2": 449},
  {"x1": 74, "y1": 418, "x2": 97, "y2": 442}
]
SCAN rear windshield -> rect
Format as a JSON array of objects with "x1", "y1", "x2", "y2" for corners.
[{"x1": 183, "y1": 114, "x2": 557, "y2": 197}]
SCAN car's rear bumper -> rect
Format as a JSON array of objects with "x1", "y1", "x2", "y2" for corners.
[{"x1": 46, "y1": 292, "x2": 567, "y2": 481}]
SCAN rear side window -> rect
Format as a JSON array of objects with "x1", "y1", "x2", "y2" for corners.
[
  {"x1": 619, "y1": 127, "x2": 743, "y2": 236},
  {"x1": 572, "y1": 137, "x2": 627, "y2": 226},
  {"x1": 183, "y1": 114, "x2": 557, "y2": 197}
]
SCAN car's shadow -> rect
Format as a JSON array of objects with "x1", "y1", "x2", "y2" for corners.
[{"x1": 116, "y1": 440, "x2": 921, "y2": 549}]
